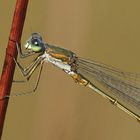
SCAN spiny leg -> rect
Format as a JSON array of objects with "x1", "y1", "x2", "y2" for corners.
[
  {"x1": 14, "y1": 56, "x2": 44, "y2": 81},
  {"x1": 12, "y1": 41, "x2": 37, "y2": 83},
  {"x1": 31, "y1": 60, "x2": 44, "y2": 92},
  {"x1": 25, "y1": 57, "x2": 44, "y2": 81},
  {"x1": 13, "y1": 57, "x2": 40, "y2": 82},
  {"x1": 4, "y1": 60, "x2": 45, "y2": 98}
]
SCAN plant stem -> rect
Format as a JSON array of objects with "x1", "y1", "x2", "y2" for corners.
[{"x1": 0, "y1": 0, "x2": 29, "y2": 139}]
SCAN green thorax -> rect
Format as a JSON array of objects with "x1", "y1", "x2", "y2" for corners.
[{"x1": 45, "y1": 44, "x2": 76, "y2": 63}]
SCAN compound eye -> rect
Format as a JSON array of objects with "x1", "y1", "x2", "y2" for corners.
[{"x1": 32, "y1": 38, "x2": 40, "y2": 46}]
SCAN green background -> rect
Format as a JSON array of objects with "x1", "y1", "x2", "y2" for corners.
[{"x1": 0, "y1": 0, "x2": 140, "y2": 140}]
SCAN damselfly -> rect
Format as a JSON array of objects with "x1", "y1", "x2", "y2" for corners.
[{"x1": 4, "y1": 33, "x2": 140, "y2": 121}]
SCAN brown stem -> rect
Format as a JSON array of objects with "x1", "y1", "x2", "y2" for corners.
[{"x1": 0, "y1": 0, "x2": 29, "y2": 139}]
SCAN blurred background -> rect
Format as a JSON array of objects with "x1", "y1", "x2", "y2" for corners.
[{"x1": 1, "y1": 0, "x2": 140, "y2": 140}]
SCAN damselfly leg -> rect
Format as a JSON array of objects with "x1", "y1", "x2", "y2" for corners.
[
  {"x1": 1, "y1": 41, "x2": 45, "y2": 99},
  {"x1": 12, "y1": 41, "x2": 36, "y2": 82},
  {"x1": 5, "y1": 60, "x2": 44, "y2": 98},
  {"x1": 14, "y1": 55, "x2": 44, "y2": 81}
]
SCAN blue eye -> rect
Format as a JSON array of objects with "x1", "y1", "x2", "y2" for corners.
[{"x1": 32, "y1": 38, "x2": 40, "y2": 46}]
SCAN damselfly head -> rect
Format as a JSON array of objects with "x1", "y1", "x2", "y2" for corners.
[{"x1": 24, "y1": 33, "x2": 45, "y2": 53}]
